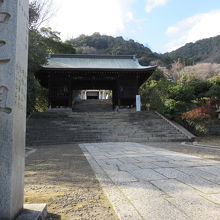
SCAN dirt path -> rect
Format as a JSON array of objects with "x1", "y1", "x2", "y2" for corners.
[{"x1": 24, "y1": 144, "x2": 117, "y2": 220}]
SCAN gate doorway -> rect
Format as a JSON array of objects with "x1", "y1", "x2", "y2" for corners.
[
  {"x1": 36, "y1": 54, "x2": 156, "y2": 109},
  {"x1": 80, "y1": 90, "x2": 110, "y2": 100},
  {"x1": 87, "y1": 93, "x2": 99, "y2": 99}
]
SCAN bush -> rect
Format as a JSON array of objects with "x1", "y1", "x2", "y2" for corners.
[
  {"x1": 140, "y1": 79, "x2": 191, "y2": 117},
  {"x1": 167, "y1": 83, "x2": 194, "y2": 101},
  {"x1": 181, "y1": 100, "x2": 214, "y2": 135},
  {"x1": 140, "y1": 70, "x2": 220, "y2": 135},
  {"x1": 34, "y1": 80, "x2": 48, "y2": 112},
  {"x1": 206, "y1": 85, "x2": 220, "y2": 98},
  {"x1": 188, "y1": 81, "x2": 211, "y2": 98}
]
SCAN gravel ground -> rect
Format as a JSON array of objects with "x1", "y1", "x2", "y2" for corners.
[{"x1": 24, "y1": 144, "x2": 117, "y2": 220}]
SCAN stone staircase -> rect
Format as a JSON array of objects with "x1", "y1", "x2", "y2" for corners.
[
  {"x1": 72, "y1": 99, "x2": 112, "y2": 112},
  {"x1": 26, "y1": 105, "x2": 191, "y2": 146}
]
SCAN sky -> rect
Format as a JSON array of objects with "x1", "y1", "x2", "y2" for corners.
[{"x1": 47, "y1": 0, "x2": 220, "y2": 53}]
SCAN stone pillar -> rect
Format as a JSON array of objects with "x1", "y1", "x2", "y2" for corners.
[
  {"x1": 68, "y1": 77, "x2": 72, "y2": 107},
  {"x1": 0, "y1": 0, "x2": 29, "y2": 219},
  {"x1": 84, "y1": 91, "x2": 87, "y2": 100},
  {"x1": 99, "y1": 91, "x2": 102, "y2": 100},
  {"x1": 136, "y1": 95, "x2": 141, "y2": 112}
]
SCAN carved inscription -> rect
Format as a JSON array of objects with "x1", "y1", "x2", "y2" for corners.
[
  {"x1": 0, "y1": 40, "x2": 5, "y2": 46},
  {"x1": 14, "y1": 64, "x2": 26, "y2": 111},
  {"x1": 0, "y1": 1, "x2": 11, "y2": 62},
  {"x1": 0, "y1": 120, "x2": 10, "y2": 143},
  {"x1": 0, "y1": 86, "x2": 11, "y2": 113},
  {"x1": 0, "y1": 12, "x2": 10, "y2": 23},
  {"x1": 0, "y1": 58, "x2": 10, "y2": 62},
  {"x1": 0, "y1": 0, "x2": 27, "y2": 111}
]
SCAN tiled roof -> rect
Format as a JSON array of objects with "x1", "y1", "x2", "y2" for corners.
[{"x1": 43, "y1": 54, "x2": 156, "y2": 70}]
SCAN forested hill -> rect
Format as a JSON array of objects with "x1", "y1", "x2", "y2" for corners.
[
  {"x1": 67, "y1": 33, "x2": 168, "y2": 66},
  {"x1": 167, "y1": 35, "x2": 220, "y2": 63},
  {"x1": 67, "y1": 33, "x2": 220, "y2": 66}
]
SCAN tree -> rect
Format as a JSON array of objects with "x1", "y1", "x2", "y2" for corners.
[
  {"x1": 29, "y1": 0, "x2": 54, "y2": 30},
  {"x1": 27, "y1": 2, "x2": 76, "y2": 114},
  {"x1": 40, "y1": 27, "x2": 76, "y2": 54},
  {"x1": 27, "y1": 29, "x2": 48, "y2": 114}
]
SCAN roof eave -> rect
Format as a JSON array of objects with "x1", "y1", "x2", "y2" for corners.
[{"x1": 40, "y1": 66, "x2": 157, "y2": 72}]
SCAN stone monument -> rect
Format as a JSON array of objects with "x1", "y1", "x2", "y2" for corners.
[
  {"x1": 0, "y1": 0, "x2": 29, "y2": 219},
  {"x1": 136, "y1": 95, "x2": 141, "y2": 112}
]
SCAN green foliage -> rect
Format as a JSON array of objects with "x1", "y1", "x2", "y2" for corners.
[
  {"x1": 27, "y1": 29, "x2": 48, "y2": 115},
  {"x1": 148, "y1": 68, "x2": 166, "y2": 81},
  {"x1": 206, "y1": 84, "x2": 220, "y2": 98},
  {"x1": 67, "y1": 33, "x2": 220, "y2": 67},
  {"x1": 68, "y1": 33, "x2": 159, "y2": 65},
  {"x1": 140, "y1": 68, "x2": 220, "y2": 135},
  {"x1": 40, "y1": 27, "x2": 76, "y2": 54},
  {"x1": 27, "y1": 2, "x2": 76, "y2": 115},
  {"x1": 209, "y1": 76, "x2": 220, "y2": 86},
  {"x1": 34, "y1": 80, "x2": 48, "y2": 112},
  {"x1": 177, "y1": 72, "x2": 196, "y2": 83},
  {"x1": 27, "y1": 28, "x2": 75, "y2": 115},
  {"x1": 188, "y1": 81, "x2": 211, "y2": 98},
  {"x1": 164, "y1": 99, "x2": 186, "y2": 115},
  {"x1": 29, "y1": 1, "x2": 40, "y2": 29},
  {"x1": 167, "y1": 83, "x2": 194, "y2": 101},
  {"x1": 28, "y1": 30, "x2": 48, "y2": 73},
  {"x1": 139, "y1": 69, "x2": 166, "y2": 105},
  {"x1": 140, "y1": 80, "x2": 189, "y2": 117},
  {"x1": 167, "y1": 35, "x2": 220, "y2": 64}
]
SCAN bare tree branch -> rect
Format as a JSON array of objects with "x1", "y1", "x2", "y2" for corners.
[{"x1": 29, "y1": 0, "x2": 56, "y2": 30}]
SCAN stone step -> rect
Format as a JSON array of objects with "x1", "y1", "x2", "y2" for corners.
[{"x1": 26, "y1": 107, "x2": 190, "y2": 145}]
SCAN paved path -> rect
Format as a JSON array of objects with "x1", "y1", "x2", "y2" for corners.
[{"x1": 80, "y1": 142, "x2": 220, "y2": 220}]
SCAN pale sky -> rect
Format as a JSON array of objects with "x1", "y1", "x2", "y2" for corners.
[{"x1": 46, "y1": 0, "x2": 220, "y2": 53}]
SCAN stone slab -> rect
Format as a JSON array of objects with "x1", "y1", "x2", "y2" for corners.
[
  {"x1": 80, "y1": 146, "x2": 142, "y2": 220},
  {"x1": 151, "y1": 179, "x2": 198, "y2": 196},
  {"x1": 154, "y1": 167, "x2": 220, "y2": 194},
  {"x1": 176, "y1": 167, "x2": 220, "y2": 184},
  {"x1": 129, "y1": 168, "x2": 167, "y2": 181},
  {"x1": 201, "y1": 193, "x2": 220, "y2": 205},
  {"x1": 131, "y1": 198, "x2": 189, "y2": 220},
  {"x1": 154, "y1": 167, "x2": 186, "y2": 178},
  {"x1": 118, "y1": 181, "x2": 165, "y2": 198},
  {"x1": 151, "y1": 161, "x2": 179, "y2": 168},
  {"x1": 167, "y1": 195, "x2": 220, "y2": 220},
  {"x1": 16, "y1": 204, "x2": 47, "y2": 220},
  {"x1": 80, "y1": 142, "x2": 220, "y2": 220},
  {"x1": 197, "y1": 166, "x2": 220, "y2": 177},
  {"x1": 117, "y1": 162, "x2": 140, "y2": 171},
  {"x1": 136, "y1": 161, "x2": 159, "y2": 169}
]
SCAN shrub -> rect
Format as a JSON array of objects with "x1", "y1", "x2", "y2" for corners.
[
  {"x1": 188, "y1": 81, "x2": 212, "y2": 98},
  {"x1": 167, "y1": 83, "x2": 194, "y2": 101},
  {"x1": 34, "y1": 80, "x2": 48, "y2": 112},
  {"x1": 206, "y1": 85, "x2": 220, "y2": 98},
  {"x1": 140, "y1": 70, "x2": 220, "y2": 135}
]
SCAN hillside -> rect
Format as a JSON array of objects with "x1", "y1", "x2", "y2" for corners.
[
  {"x1": 67, "y1": 33, "x2": 220, "y2": 67},
  {"x1": 67, "y1": 33, "x2": 168, "y2": 66},
  {"x1": 167, "y1": 35, "x2": 220, "y2": 63}
]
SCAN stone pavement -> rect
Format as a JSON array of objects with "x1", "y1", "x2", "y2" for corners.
[{"x1": 80, "y1": 142, "x2": 220, "y2": 220}]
